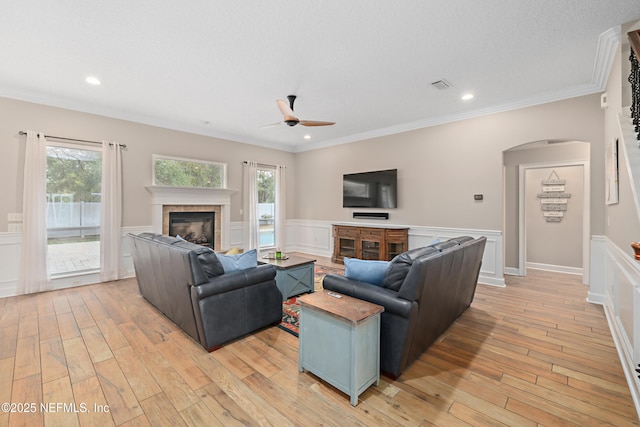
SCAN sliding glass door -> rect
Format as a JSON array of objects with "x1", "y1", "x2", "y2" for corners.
[{"x1": 46, "y1": 143, "x2": 102, "y2": 276}]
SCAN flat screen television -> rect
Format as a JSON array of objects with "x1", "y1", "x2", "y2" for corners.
[{"x1": 343, "y1": 169, "x2": 397, "y2": 208}]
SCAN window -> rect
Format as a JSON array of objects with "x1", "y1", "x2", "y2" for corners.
[
  {"x1": 153, "y1": 155, "x2": 226, "y2": 188},
  {"x1": 257, "y1": 167, "x2": 275, "y2": 248},
  {"x1": 46, "y1": 143, "x2": 102, "y2": 275}
]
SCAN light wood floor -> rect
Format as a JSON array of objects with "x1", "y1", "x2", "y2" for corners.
[{"x1": 1, "y1": 257, "x2": 638, "y2": 426}]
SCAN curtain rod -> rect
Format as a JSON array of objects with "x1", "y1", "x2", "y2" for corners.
[
  {"x1": 242, "y1": 161, "x2": 285, "y2": 169},
  {"x1": 18, "y1": 131, "x2": 127, "y2": 149}
]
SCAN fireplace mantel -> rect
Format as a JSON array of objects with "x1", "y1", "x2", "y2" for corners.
[
  {"x1": 146, "y1": 185, "x2": 237, "y2": 205},
  {"x1": 146, "y1": 185, "x2": 238, "y2": 249}
]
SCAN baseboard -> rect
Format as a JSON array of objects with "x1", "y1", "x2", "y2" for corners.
[
  {"x1": 526, "y1": 262, "x2": 583, "y2": 276},
  {"x1": 504, "y1": 267, "x2": 521, "y2": 276}
]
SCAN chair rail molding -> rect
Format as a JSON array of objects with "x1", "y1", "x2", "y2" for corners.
[
  {"x1": 597, "y1": 236, "x2": 640, "y2": 417},
  {"x1": 285, "y1": 219, "x2": 505, "y2": 287}
]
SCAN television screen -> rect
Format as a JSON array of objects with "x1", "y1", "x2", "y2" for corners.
[{"x1": 343, "y1": 169, "x2": 397, "y2": 208}]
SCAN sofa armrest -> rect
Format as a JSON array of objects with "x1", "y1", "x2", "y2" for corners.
[
  {"x1": 192, "y1": 264, "x2": 277, "y2": 300},
  {"x1": 323, "y1": 274, "x2": 413, "y2": 318}
]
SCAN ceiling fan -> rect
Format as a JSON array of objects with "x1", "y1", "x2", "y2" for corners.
[{"x1": 264, "y1": 95, "x2": 335, "y2": 128}]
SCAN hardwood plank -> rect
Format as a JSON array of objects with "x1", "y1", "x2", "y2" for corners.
[
  {"x1": 179, "y1": 400, "x2": 224, "y2": 427},
  {"x1": 139, "y1": 351, "x2": 200, "y2": 412},
  {"x1": 0, "y1": 324, "x2": 18, "y2": 360},
  {"x1": 94, "y1": 358, "x2": 144, "y2": 425},
  {"x1": 0, "y1": 358, "x2": 14, "y2": 408},
  {"x1": 139, "y1": 393, "x2": 187, "y2": 427},
  {"x1": 95, "y1": 317, "x2": 130, "y2": 352},
  {"x1": 56, "y1": 312, "x2": 81, "y2": 341},
  {"x1": 62, "y1": 337, "x2": 95, "y2": 383},
  {"x1": 155, "y1": 337, "x2": 210, "y2": 390},
  {"x1": 9, "y1": 374, "x2": 43, "y2": 427},
  {"x1": 112, "y1": 346, "x2": 162, "y2": 401},
  {"x1": 197, "y1": 381, "x2": 261, "y2": 427},
  {"x1": 40, "y1": 337, "x2": 69, "y2": 384},
  {"x1": 80, "y1": 325, "x2": 113, "y2": 363},
  {"x1": 118, "y1": 322, "x2": 156, "y2": 355},
  {"x1": 42, "y1": 376, "x2": 80, "y2": 427},
  {"x1": 196, "y1": 353, "x2": 293, "y2": 426},
  {"x1": 71, "y1": 376, "x2": 115, "y2": 427},
  {"x1": 13, "y1": 334, "x2": 40, "y2": 380},
  {"x1": 38, "y1": 313, "x2": 61, "y2": 341},
  {"x1": 70, "y1": 303, "x2": 96, "y2": 329}
]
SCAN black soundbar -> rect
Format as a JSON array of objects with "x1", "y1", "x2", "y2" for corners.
[{"x1": 353, "y1": 212, "x2": 389, "y2": 220}]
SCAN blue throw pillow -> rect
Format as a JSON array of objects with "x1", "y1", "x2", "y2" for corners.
[
  {"x1": 344, "y1": 257, "x2": 390, "y2": 287},
  {"x1": 217, "y1": 249, "x2": 258, "y2": 273}
]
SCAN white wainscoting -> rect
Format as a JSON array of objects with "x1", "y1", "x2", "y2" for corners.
[
  {"x1": 285, "y1": 220, "x2": 505, "y2": 287},
  {"x1": 591, "y1": 235, "x2": 640, "y2": 416},
  {"x1": 0, "y1": 232, "x2": 21, "y2": 298},
  {"x1": 0, "y1": 221, "x2": 505, "y2": 297}
]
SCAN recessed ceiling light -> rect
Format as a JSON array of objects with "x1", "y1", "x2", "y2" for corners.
[
  {"x1": 461, "y1": 93, "x2": 474, "y2": 101},
  {"x1": 85, "y1": 76, "x2": 101, "y2": 85},
  {"x1": 304, "y1": 135, "x2": 311, "y2": 140}
]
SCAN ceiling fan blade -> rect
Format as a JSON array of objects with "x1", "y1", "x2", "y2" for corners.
[
  {"x1": 299, "y1": 120, "x2": 335, "y2": 127},
  {"x1": 260, "y1": 121, "x2": 283, "y2": 129},
  {"x1": 276, "y1": 99, "x2": 297, "y2": 120}
]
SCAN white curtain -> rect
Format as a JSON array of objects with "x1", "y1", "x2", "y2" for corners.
[
  {"x1": 100, "y1": 141, "x2": 123, "y2": 282},
  {"x1": 243, "y1": 161, "x2": 259, "y2": 250},
  {"x1": 274, "y1": 165, "x2": 286, "y2": 250},
  {"x1": 17, "y1": 131, "x2": 51, "y2": 295}
]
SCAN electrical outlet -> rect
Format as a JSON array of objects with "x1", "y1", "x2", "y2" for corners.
[{"x1": 8, "y1": 223, "x2": 22, "y2": 232}]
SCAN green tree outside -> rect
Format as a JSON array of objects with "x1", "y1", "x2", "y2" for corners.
[{"x1": 155, "y1": 158, "x2": 224, "y2": 188}]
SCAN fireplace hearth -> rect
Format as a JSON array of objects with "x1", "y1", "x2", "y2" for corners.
[{"x1": 169, "y1": 211, "x2": 215, "y2": 248}]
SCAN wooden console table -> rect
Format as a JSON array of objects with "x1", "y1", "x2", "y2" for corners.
[{"x1": 332, "y1": 224, "x2": 409, "y2": 264}]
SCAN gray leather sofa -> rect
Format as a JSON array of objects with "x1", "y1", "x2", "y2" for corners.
[
  {"x1": 129, "y1": 233, "x2": 283, "y2": 351},
  {"x1": 323, "y1": 236, "x2": 486, "y2": 378}
]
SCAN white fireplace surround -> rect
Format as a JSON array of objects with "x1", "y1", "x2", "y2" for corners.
[{"x1": 146, "y1": 185, "x2": 237, "y2": 250}]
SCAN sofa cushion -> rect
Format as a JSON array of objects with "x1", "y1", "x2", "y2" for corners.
[
  {"x1": 172, "y1": 240, "x2": 224, "y2": 277},
  {"x1": 217, "y1": 249, "x2": 258, "y2": 273},
  {"x1": 343, "y1": 258, "x2": 389, "y2": 287},
  {"x1": 383, "y1": 246, "x2": 438, "y2": 291}
]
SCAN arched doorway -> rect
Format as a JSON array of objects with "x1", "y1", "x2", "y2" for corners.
[{"x1": 503, "y1": 141, "x2": 591, "y2": 284}]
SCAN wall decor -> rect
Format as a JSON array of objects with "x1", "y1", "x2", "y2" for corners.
[{"x1": 537, "y1": 171, "x2": 570, "y2": 222}]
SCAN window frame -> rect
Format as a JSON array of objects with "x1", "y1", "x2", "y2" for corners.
[{"x1": 152, "y1": 154, "x2": 227, "y2": 188}]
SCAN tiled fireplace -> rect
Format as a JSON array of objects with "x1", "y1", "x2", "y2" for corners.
[{"x1": 146, "y1": 186, "x2": 236, "y2": 251}]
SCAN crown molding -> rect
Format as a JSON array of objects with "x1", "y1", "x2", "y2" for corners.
[
  {"x1": 592, "y1": 26, "x2": 621, "y2": 90},
  {"x1": 1, "y1": 26, "x2": 622, "y2": 155}
]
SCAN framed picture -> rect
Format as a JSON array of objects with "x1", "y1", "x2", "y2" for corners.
[{"x1": 606, "y1": 138, "x2": 619, "y2": 205}]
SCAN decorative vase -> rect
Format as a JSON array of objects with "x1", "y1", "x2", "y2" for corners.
[{"x1": 632, "y1": 242, "x2": 640, "y2": 260}]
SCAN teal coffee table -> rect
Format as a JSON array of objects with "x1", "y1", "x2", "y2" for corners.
[
  {"x1": 298, "y1": 290, "x2": 384, "y2": 406},
  {"x1": 259, "y1": 254, "x2": 316, "y2": 301}
]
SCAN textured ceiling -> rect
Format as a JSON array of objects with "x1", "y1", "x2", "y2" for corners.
[{"x1": 1, "y1": 1, "x2": 640, "y2": 152}]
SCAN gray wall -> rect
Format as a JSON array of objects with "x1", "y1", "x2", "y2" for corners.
[
  {"x1": 0, "y1": 97, "x2": 296, "y2": 231},
  {"x1": 525, "y1": 165, "x2": 584, "y2": 268},
  {"x1": 294, "y1": 95, "x2": 605, "y2": 235}
]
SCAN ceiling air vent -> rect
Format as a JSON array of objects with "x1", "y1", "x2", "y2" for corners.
[{"x1": 431, "y1": 79, "x2": 452, "y2": 90}]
